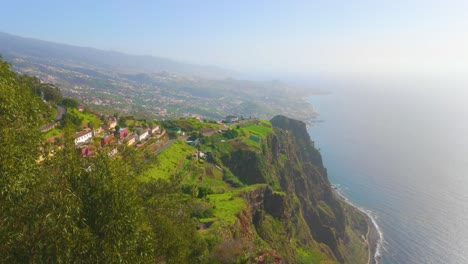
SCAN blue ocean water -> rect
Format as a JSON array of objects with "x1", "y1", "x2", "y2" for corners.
[{"x1": 306, "y1": 80, "x2": 468, "y2": 264}]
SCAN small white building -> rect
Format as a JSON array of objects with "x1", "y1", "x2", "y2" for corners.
[
  {"x1": 74, "y1": 130, "x2": 93, "y2": 145},
  {"x1": 138, "y1": 129, "x2": 149, "y2": 142},
  {"x1": 108, "y1": 120, "x2": 117, "y2": 130},
  {"x1": 127, "y1": 133, "x2": 137, "y2": 146},
  {"x1": 150, "y1": 125, "x2": 160, "y2": 134}
]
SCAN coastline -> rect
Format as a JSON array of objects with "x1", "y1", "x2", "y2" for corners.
[{"x1": 332, "y1": 187, "x2": 382, "y2": 264}]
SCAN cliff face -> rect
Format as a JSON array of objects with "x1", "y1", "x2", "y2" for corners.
[{"x1": 214, "y1": 115, "x2": 368, "y2": 263}]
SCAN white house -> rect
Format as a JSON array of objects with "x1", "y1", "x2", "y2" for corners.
[
  {"x1": 108, "y1": 119, "x2": 117, "y2": 130},
  {"x1": 138, "y1": 129, "x2": 149, "y2": 142},
  {"x1": 127, "y1": 133, "x2": 137, "y2": 146},
  {"x1": 150, "y1": 125, "x2": 160, "y2": 134},
  {"x1": 74, "y1": 130, "x2": 93, "y2": 145}
]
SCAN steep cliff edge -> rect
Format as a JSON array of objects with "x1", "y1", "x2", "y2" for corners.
[{"x1": 199, "y1": 115, "x2": 369, "y2": 263}]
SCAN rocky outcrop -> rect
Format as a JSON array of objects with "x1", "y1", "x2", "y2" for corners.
[
  {"x1": 214, "y1": 115, "x2": 368, "y2": 263},
  {"x1": 240, "y1": 185, "x2": 286, "y2": 219}
]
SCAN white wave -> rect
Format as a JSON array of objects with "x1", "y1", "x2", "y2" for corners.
[{"x1": 332, "y1": 187, "x2": 384, "y2": 264}]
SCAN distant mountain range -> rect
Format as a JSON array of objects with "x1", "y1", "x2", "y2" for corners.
[
  {"x1": 0, "y1": 32, "x2": 236, "y2": 79},
  {"x1": 0, "y1": 31, "x2": 316, "y2": 121}
]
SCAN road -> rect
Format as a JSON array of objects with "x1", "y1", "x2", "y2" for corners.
[{"x1": 55, "y1": 105, "x2": 66, "y2": 121}]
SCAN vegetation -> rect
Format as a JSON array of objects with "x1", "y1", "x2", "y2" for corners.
[
  {"x1": 1, "y1": 57, "x2": 369, "y2": 263},
  {"x1": 142, "y1": 140, "x2": 194, "y2": 181},
  {"x1": 0, "y1": 59, "x2": 208, "y2": 263}
]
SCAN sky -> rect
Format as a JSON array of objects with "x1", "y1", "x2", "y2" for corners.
[{"x1": 1, "y1": 0, "x2": 468, "y2": 78}]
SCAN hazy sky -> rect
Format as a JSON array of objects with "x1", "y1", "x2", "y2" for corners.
[{"x1": 2, "y1": 1, "x2": 468, "y2": 77}]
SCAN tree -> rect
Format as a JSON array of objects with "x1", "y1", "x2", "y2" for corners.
[
  {"x1": 118, "y1": 116, "x2": 127, "y2": 127},
  {"x1": 0, "y1": 59, "x2": 88, "y2": 262},
  {"x1": 61, "y1": 98, "x2": 79, "y2": 108},
  {"x1": 139, "y1": 176, "x2": 209, "y2": 263},
  {"x1": 168, "y1": 131, "x2": 178, "y2": 139},
  {"x1": 0, "y1": 58, "x2": 208, "y2": 263},
  {"x1": 222, "y1": 129, "x2": 239, "y2": 139}
]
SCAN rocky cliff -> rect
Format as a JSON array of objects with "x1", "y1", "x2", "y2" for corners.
[{"x1": 204, "y1": 115, "x2": 369, "y2": 263}]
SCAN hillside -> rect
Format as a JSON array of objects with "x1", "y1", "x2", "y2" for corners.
[
  {"x1": 143, "y1": 117, "x2": 371, "y2": 263},
  {"x1": 0, "y1": 58, "x2": 369, "y2": 263},
  {"x1": 0, "y1": 32, "x2": 234, "y2": 78},
  {"x1": 0, "y1": 32, "x2": 316, "y2": 121}
]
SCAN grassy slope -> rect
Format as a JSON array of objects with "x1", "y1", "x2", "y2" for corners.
[
  {"x1": 43, "y1": 107, "x2": 102, "y2": 139},
  {"x1": 68, "y1": 108, "x2": 102, "y2": 129},
  {"x1": 141, "y1": 140, "x2": 194, "y2": 181},
  {"x1": 138, "y1": 118, "x2": 367, "y2": 263}
]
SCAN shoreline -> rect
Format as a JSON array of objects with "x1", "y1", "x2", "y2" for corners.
[{"x1": 332, "y1": 187, "x2": 383, "y2": 264}]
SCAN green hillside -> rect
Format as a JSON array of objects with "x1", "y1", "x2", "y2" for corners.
[{"x1": 1, "y1": 57, "x2": 369, "y2": 263}]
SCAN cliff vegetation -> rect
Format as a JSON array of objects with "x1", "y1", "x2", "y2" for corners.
[{"x1": 0, "y1": 57, "x2": 369, "y2": 263}]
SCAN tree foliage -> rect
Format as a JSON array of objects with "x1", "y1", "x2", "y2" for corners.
[
  {"x1": 16, "y1": 73, "x2": 62, "y2": 103},
  {"x1": 0, "y1": 58, "x2": 208, "y2": 263},
  {"x1": 222, "y1": 128, "x2": 239, "y2": 139},
  {"x1": 61, "y1": 97, "x2": 79, "y2": 108}
]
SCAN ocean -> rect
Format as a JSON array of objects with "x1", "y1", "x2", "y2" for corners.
[{"x1": 306, "y1": 79, "x2": 468, "y2": 264}]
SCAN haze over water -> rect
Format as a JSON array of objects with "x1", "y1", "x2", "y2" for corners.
[{"x1": 307, "y1": 79, "x2": 468, "y2": 264}]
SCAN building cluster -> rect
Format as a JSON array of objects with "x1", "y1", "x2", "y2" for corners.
[{"x1": 74, "y1": 116, "x2": 164, "y2": 157}]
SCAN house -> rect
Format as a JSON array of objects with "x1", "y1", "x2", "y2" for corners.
[
  {"x1": 101, "y1": 134, "x2": 114, "y2": 146},
  {"x1": 77, "y1": 105, "x2": 85, "y2": 112},
  {"x1": 77, "y1": 144, "x2": 93, "y2": 157},
  {"x1": 225, "y1": 115, "x2": 238, "y2": 123},
  {"x1": 138, "y1": 129, "x2": 149, "y2": 142},
  {"x1": 93, "y1": 126, "x2": 103, "y2": 136},
  {"x1": 127, "y1": 133, "x2": 137, "y2": 146},
  {"x1": 116, "y1": 127, "x2": 128, "y2": 138},
  {"x1": 150, "y1": 125, "x2": 160, "y2": 134},
  {"x1": 74, "y1": 130, "x2": 93, "y2": 145},
  {"x1": 108, "y1": 148, "x2": 118, "y2": 157},
  {"x1": 108, "y1": 119, "x2": 117, "y2": 130}
]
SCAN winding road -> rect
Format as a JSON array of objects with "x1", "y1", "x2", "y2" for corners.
[{"x1": 55, "y1": 105, "x2": 66, "y2": 121}]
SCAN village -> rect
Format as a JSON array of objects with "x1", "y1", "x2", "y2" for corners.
[{"x1": 42, "y1": 102, "x2": 242, "y2": 158}]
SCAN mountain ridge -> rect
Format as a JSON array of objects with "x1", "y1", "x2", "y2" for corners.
[{"x1": 0, "y1": 31, "x2": 237, "y2": 78}]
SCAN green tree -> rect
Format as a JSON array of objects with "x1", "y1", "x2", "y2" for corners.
[
  {"x1": 61, "y1": 98, "x2": 79, "y2": 108},
  {"x1": 168, "y1": 131, "x2": 179, "y2": 139},
  {"x1": 139, "y1": 176, "x2": 209, "y2": 263},
  {"x1": 118, "y1": 116, "x2": 127, "y2": 127},
  {"x1": 0, "y1": 58, "x2": 89, "y2": 262}
]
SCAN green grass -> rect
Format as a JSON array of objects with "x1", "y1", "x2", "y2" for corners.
[
  {"x1": 296, "y1": 247, "x2": 336, "y2": 264},
  {"x1": 43, "y1": 127, "x2": 62, "y2": 138},
  {"x1": 259, "y1": 119, "x2": 272, "y2": 126},
  {"x1": 223, "y1": 119, "x2": 274, "y2": 152},
  {"x1": 203, "y1": 184, "x2": 267, "y2": 227},
  {"x1": 142, "y1": 140, "x2": 195, "y2": 180},
  {"x1": 48, "y1": 106, "x2": 57, "y2": 121},
  {"x1": 69, "y1": 108, "x2": 102, "y2": 128},
  {"x1": 173, "y1": 118, "x2": 222, "y2": 132},
  {"x1": 212, "y1": 139, "x2": 235, "y2": 154},
  {"x1": 206, "y1": 191, "x2": 246, "y2": 226},
  {"x1": 242, "y1": 120, "x2": 273, "y2": 139},
  {"x1": 184, "y1": 163, "x2": 228, "y2": 194}
]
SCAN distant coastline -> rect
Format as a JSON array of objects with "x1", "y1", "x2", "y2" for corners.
[{"x1": 332, "y1": 186, "x2": 383, "y2": 264}]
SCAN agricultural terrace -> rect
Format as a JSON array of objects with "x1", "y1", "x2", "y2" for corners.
[
  {"x1": 171, "y1": 117, "x2": 223, "y2": 133},
  {"x1": 224, "y1": 119, "x2": 273, "y2": 151}
]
